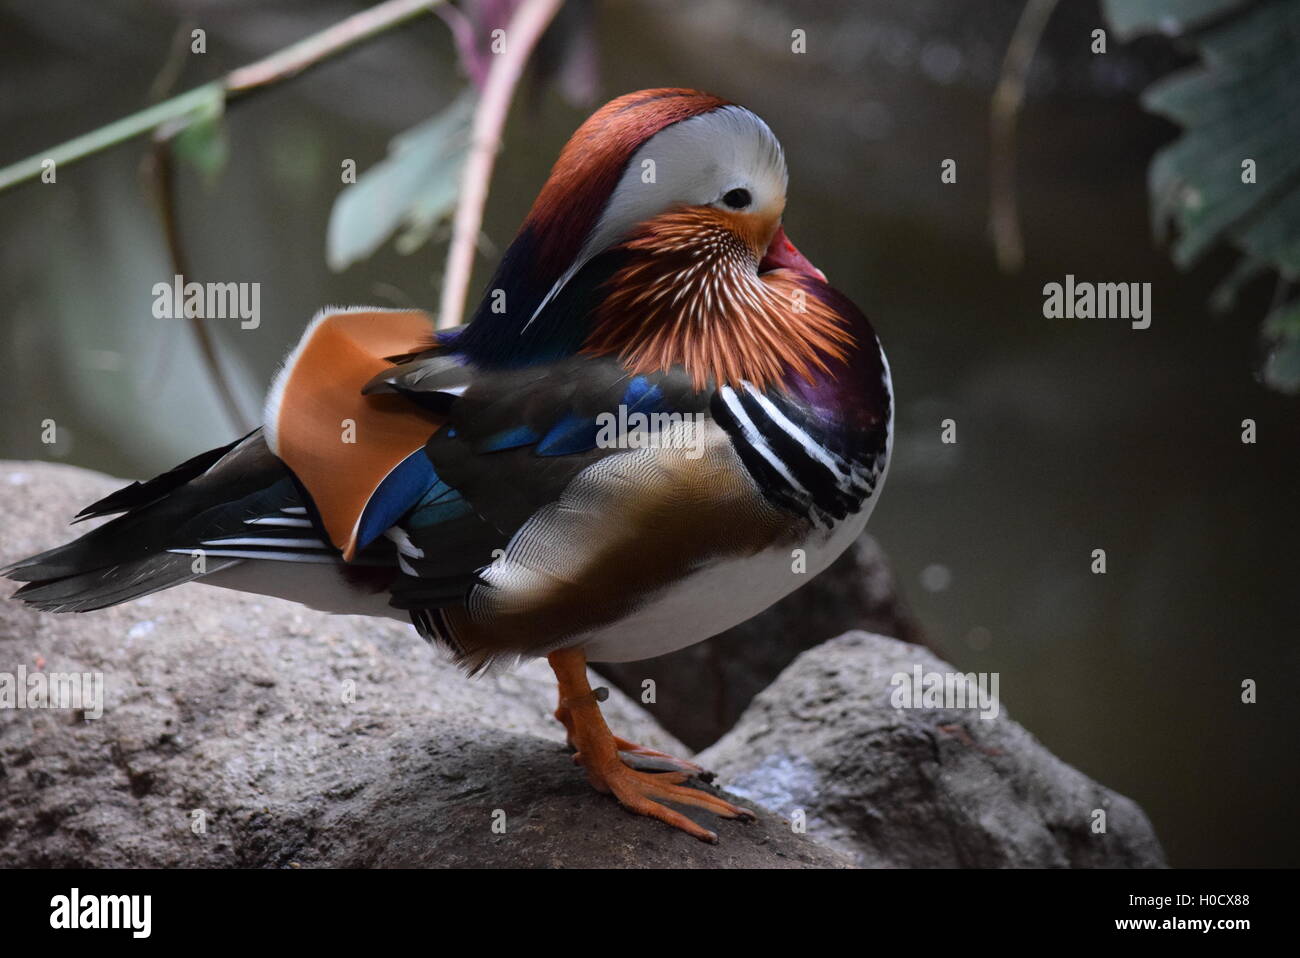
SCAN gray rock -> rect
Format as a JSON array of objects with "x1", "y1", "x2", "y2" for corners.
[
  {"x1": 596, "y1": 535, "x2": 923, "y2": 750},
  {"x1": 1, "y1": 462, "x2": 1163, "y2": 869},
  {"x1": 699, "y1": 631, "x2": 1167, "y2": 868},
  {"x1": 0, "y1": 461, "x2": 848, "y2": 868}
]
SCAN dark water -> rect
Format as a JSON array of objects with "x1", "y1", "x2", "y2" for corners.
[{"x1": 1, "y1": 0, "x2": 1295, "y2": 866}]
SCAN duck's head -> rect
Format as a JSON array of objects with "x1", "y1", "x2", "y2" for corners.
[{"x1": 458, "y1": 88, "x2": 852, "y2": 388}]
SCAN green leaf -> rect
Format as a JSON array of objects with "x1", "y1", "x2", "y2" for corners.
[
  {"x1": 1107, "y1": 0, "x2": 1300, "y2": 392},
  {"x1": 1101, "y1": 0, "x2": 1248, "y2": 41},
  {"x1": 1262, "y1": 300, "x2": 1300, "y2": 393},
  {"x1": 172, "y1": 85, "x2": 229, "y2": 184},
  {"x1": 1208, "y1": 255, "x2": 1268, "y2": 313},
  {"x1": 1142, "y1": 2, "x2": 1300, "y2": 267},
  {"x1": 326, "y1": 91, "x2": 476, "y2": 272}
]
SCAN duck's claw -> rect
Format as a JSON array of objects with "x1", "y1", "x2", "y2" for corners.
[
  {"x1": 578, "y1": 758, "x2": 755, "y2": 843},
  {"x1": 549, "y1": 647, "x2": 754, "y2": 842},
  {"x1": 614, "y1": 737, "x2": 713, "y2": 779}
]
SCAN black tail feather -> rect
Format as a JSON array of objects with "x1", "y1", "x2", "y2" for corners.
[
  {"x1": 11, "y1": 553, "x2": 238, "y2": 612},
  {"x1": 4, "y1": 429, "x2": 299, "y2": 612},
  {"x1": 72, "y1": 432, "x2": 251, "y2": 522}
]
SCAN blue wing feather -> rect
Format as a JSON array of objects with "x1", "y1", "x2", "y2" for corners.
[
  {"x1": 408, "y1": 478, "x2": 474, "y2": 528},
  {"x1": 478, "y1": 424, "x2": 543, "y2": 453},
  {"x1": 355, "y1": 449, "x2": 441, "y2": 550},
  {"x1": 359, "y1": 375, "x2": 682, "y2": 546},
  {"x1": 622, "y1": 376, "x2": 664, "y2": 413},
  {"x1": 535, "y1": 412, "x2": 603, "y2": 456}
]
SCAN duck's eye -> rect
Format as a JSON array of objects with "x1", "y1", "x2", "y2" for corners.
[{"x1": 722, "y1": 188, "x2": 752, "y2": 209}]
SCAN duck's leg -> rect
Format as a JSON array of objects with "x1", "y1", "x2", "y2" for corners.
[
  {"x1": 554, "y1": 698, "x2": 710, "y2": 778},
  {"x1": 547, "y1": 646, "x2": 755, "y2": 843}
]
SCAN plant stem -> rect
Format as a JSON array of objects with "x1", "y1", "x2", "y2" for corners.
[
  {"x1": 225, "y1": 0, "x2": 442, "y2": 93},
  {"x1": 143, "y1": 139, "x2": 254, "y2": 435},
  {"x1": 437, "y1": 0, "x2": 564, "y2": 330},
  {"x1": 989, "y1": 0, "x2": 1059, "y2": 273},
  {"x1": 0, "y1": 0, "x2": 445, "y2": 194},
  {"x1": 0, "y1": 85, "x2": 222, "y2": 192}
]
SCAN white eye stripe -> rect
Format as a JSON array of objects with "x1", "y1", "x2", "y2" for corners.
[{"x1": 525, "y1": 106, "x2": 786, "y2": 331}]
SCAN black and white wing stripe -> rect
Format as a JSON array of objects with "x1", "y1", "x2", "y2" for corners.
[
  {"x1": 169, "y1": 506, "x2": 395, "y2": 566},
  {"x1": 712, "y1": 382, "x2": 887, "y2": 528}
]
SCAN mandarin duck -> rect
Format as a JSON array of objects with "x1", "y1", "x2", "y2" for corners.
[{"x1": 4, "y1": 88, "x2": 893, "y2": 842}]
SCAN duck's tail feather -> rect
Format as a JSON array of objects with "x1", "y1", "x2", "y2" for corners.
[
  {"x1": 7, "y1": 553, "x2": 237, "y2": 613},
  {"x1": 70, "y1": 432, "x2": 251, "y2": 523},
  {"x1": 2, "y1": 430, "x2": 312, "y2": 612}
]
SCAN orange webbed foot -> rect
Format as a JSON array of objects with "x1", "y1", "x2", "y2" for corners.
[
  {"x1": 548, "y1": 648, "x2": 755, "y2": 843},
  {"x1": 577, "y1": 756, "x2": 755, "y2": 844}
]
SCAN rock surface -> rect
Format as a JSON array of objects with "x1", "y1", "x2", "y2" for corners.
[
  {"x1": 595, "y1": 535, "x2": 923, "y2": 750},
  {"x1": 0, "y1": 462, "x2": 1164, "y2": 869},
  {"x1": 0, "y1": 462, "x2": 847, "y2": 868},
  {"x1": 699, "y1": 631, "x2": 1167, "y2": 868}
]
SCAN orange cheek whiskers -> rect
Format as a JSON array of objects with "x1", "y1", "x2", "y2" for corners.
[{"x1": 582, "y1": 209, "x2": 851, "y2": 390}]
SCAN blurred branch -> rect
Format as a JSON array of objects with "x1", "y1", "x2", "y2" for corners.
[
  {"x1": 142, "y1": 136, "x2": 253, "y2": 435},
  {"x1": 148, "y1": 19, "x2": 198, "y2": 103},
  {"x1": 989, "y1": 0, "x2": 1059, "y2": 273},
  {"x1": 223, "y1": 0, "x2": 440, "y2": 94},
  {"x1": 0, "y1": 83, "x2": 223, "y2": 193},
  {"x1": 437, "y1": 0, "x2": 565, "y2": 330},
  {"x1": 0, "y1": 0, "x2": 451, "y2": 436},
  {"x1": 0, "y1": 0, "x2": 446, "y2": 193},
  {"x1": 138, "y1": 19, "x2": 253, "y2": 435}
]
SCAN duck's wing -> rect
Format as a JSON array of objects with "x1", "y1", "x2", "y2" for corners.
[
  {"x1": 360, "y1": 352, "x2": 800, "y2": 670},
  {"x1": 262, "y1": 306, "x2": 448, "y2": 560}
]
